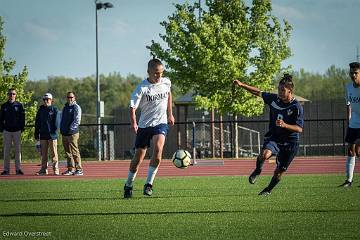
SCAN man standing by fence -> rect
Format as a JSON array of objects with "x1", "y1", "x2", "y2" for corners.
[
  {"x1": 340, "y1": 62, "x2": 360, "y2": 187},
  {"x1": 61, "y1": 91, "x2": 83, "y2": 176},
  {"x1": 0, "y1": 88, "x2": 25, "y2": 175},
  {"x1": 35, "y1": 93, "x2": 59, "y2": 176}
]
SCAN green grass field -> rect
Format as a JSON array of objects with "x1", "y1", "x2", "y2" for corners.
[{"x1": 0, "y1": 175, "x2": 359, "y2": 240}]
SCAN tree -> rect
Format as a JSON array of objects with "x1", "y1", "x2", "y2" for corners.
[
  {"x1": 147, "y1": 0, "x2": 292, "y2": 116},
  {"x1": 25, "y1": 73, "x2": 142, "y2": 124},
  {"x1": 0, "y1": 17, "x2": 37, "y2": 141},
  {"x1": 292, "y1": 65, "x2": 349, "y2": 101}
]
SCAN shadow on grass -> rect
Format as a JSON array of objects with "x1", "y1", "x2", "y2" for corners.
[
  {"x1": 1, "y1": 208, "x2": 360, "y2": 218},
  {"x1": 0, "y1": 191, "x2": 252, "y2": 203}
]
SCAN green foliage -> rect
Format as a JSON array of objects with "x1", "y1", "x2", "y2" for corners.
[
  {"x1": 292, "y1": 65, "x2": 349, "y2": 101},
  {"x1": 0, "y1": 17, "x2": 37, "y2": 142},
  {"x1": 147, "y1": 0, "x2": 292, "y2": 116},
  {"x1": 25, "y1": 73, "x2": 142, "y2": 123},
  {"x1": 25, "y1": 72, "x2": 142, "y2": 159}
]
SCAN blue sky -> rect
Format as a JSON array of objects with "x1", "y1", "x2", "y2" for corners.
[{"x1": 0, "y1": 0, "x2": 359, "y2": 80}]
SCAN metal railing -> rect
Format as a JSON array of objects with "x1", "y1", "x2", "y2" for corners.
[{"x1": 4, "y1": 119, "x2": 347, "y2": 161}]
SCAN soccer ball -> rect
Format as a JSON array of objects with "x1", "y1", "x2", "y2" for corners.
[{"x1": 172, "y1": 149, "x2": 191, "y2": 169}]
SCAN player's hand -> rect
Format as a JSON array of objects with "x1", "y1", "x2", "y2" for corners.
[
  {"x1": 276, "y1": 119, "x2": 286, "y2": 128},
  {"x1": 233, "y1": 80, "x2": 243, "y2": 87},
  {"x1": 168, "y1": 114, "x2": 175, "y2": 126},
  {"x1": 131, "y1": 124, "x2": 138, "y2": 134}
]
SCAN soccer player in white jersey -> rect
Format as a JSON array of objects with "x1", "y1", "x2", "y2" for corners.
[
  {"x1": 340, "y1": 62, "x2": 360, "y2": 187},
  {"x1": 123, "y1": 58, "x2": 175, "y2": 198}
]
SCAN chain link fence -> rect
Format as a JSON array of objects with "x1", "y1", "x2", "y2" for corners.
[{"x1": 0, "y1": 118, "x2": 347, "y2": 162}]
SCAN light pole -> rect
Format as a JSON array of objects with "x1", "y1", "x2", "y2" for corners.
[{"x1": 95, "y1": 0, "x2": 113, "y2": 161}]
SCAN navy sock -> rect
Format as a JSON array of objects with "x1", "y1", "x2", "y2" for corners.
[
  {"x1": 266, "y1": 176, "x2": 280, "y2": 192},
  {"x1": 255, "y1": 156, "x2": 265, "y2": 173}
]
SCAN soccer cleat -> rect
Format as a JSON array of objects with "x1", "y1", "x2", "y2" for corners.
[
  {"x1": 248, "y1": 169, "x2": 260, "y2": 184},
  {"x1": 16, "y1": 169, "x2": 24, "y2": 175},
  {"x1": 1, "y1": 170, "x2": 10, "y2": 175},
  {"x1": 338, "y1": 180, "x2": 352, "y2": 188},
  {"x1": 54, "y1": 169, "x2": 60, "y2": 176},
  {"x1": 143, "y1": 183, "x2": 153, "y2": 196},
  {"x1": 124, "y1": 185, "x2": 133, "y2": 199},
  {"x1": 74, "y1": 169, "x2": 83, "y2": 176},
  {"x1": 36, "y1": 170, "x2": 48, "y2": 176},
  {"x1": 62, "y1": 170, "x2": 75, "y2": 176},
  {"x1": 258, "y1": 188, "x2": 271, "y2": 196}
]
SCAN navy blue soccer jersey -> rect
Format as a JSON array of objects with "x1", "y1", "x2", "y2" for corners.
[{"x1": 262, "y1": 92, "x2": 304, "y2": 143}]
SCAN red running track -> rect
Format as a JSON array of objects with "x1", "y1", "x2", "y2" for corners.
[{"x1": 0, "y1": 156, "x2": 359, "y2": 180}]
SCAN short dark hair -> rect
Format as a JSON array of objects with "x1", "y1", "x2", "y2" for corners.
[
  {"x1": 8, "y1": 88, "x2": 16, "y2": 93},
  {"x1": 67, "y1": 91, "x2": 76, "y2": 97},
  {"x1": 148, "y1": 58, "x2": 163, "y2": 70},
  {"x1": 349, "y1": 62, "x2": 360, "y2": 69},
  {"x1": 279, "y1": 74, "x2": 294, "y2": 91}
]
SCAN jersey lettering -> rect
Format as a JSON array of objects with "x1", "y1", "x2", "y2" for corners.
[{"x1": 145, "y1": 92, "x2": 169, "y2": 102}]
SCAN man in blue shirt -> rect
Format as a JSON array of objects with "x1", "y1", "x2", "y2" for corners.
[
  {"x1": 60, "y1": 91, "x2": 83, "y2": 176},
  {"x1": 233, "y1": 74, "x2": 304, "y2": 196},
  {"x1": 0, "y1": 88, "x2": 25, "y2": 175},
  {"x1": 34, "y1": 93, "x2": 59, "y2": 176}
]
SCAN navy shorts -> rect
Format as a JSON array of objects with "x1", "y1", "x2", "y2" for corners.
[
  {"x1": 345, "y1": 127, "x2": 360, "y2": 144},
  {"x1": 135, "y1": 124, "x2": 169, "y2": 149},
  {"x1": 263, "y1": 140, "x2": 299, "y2": 171}
]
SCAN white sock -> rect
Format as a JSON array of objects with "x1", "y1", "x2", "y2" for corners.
[
  {"x1": 346, "y1": 156, "x2": 356, "y2": 182},
  {"x1": 146, "y1": 166, "x2": 159, "y2": 185},
  {"x1": 125, "y1": 171, "x2": 137, "y2": 187}
]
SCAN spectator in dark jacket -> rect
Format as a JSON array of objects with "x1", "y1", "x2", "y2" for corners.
[
  {"x1": 61, "y1": 91, "x2": 83, "y2": 176},
  {"x1": 34, "y1": 93, "x2": 59, "y2": 175},
  {"x1": 0, "y1": 88, "x2": 25, "y2": 175}
]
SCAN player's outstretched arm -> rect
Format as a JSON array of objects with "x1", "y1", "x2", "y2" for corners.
[{"x1": 233, "y1": 80, "x2": 262, "y2": 97}]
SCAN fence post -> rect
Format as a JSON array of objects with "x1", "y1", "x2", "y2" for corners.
[
  {"x1": 102, "y1": 124, "x2": 107, "y2": 160},
  {"x1": 219, "y1": 114, "x2": 223, "y2": 159},
  {"x1": 230, "y1": 117, "x2": 233, "y2": 158},
  {"x1": 211, "y1": 110, "x2": 215, "y2": 158},
  {"x1": 108, "y1": 130, "x2": 114, "y2": 160},
  {"x1": 343, "y1": 119, "x2": 346, "y2": 155},
  {"x1": 234, "y1": 115, "x2": 238, "y2": 158},
  {"x1": 192, "y1": 121, "x2": 197, "y2": 165}
]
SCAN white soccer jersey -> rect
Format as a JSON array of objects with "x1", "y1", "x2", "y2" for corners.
[
  {"x1": 346, "y1": 82, "x2": 360, "y2": 128},
  {"x1": 130, "y1": 77, "x2": 171, "y2": 128}
]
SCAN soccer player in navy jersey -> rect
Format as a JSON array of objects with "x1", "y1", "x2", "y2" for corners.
[
  {"x1": 233, "y1": 74, "x2": 304, "y2": 196},
  {"x1": 339, "y1": 62, "x2": 360, "y2": 187},
  {"x1": 123, "y1": 59, "x2": 175, "y2": 198}
]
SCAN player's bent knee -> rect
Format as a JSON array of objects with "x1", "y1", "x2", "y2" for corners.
[
  {"x1": 261, "y1": 150, "x2": 272, "y2": 161},
  {"x1": 259, "y1": 154, "x2": 268, "y2": 162}
]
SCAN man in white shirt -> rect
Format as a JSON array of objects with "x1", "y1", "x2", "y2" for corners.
[
  {"x1": 124, "y1": 58, "x2": 175, "y2": 198},
  {"x1": 340, "y1": 62, "x2": 360, "y2": 187}
]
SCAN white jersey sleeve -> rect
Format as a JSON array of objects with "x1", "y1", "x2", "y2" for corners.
[{"x1": 130, "y1": 81, "x2": 146, "y2": 109}]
